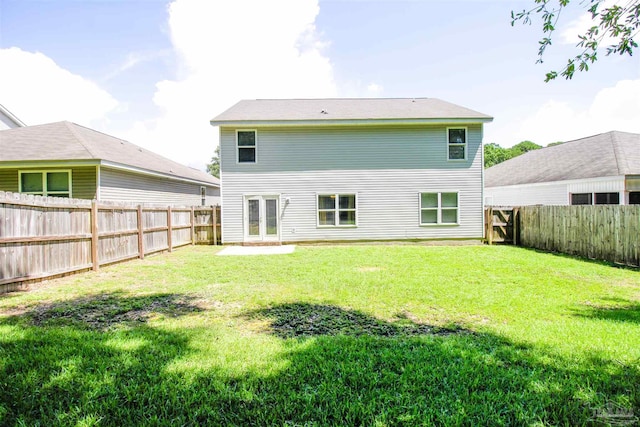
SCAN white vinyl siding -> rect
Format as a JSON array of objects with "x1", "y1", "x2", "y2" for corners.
[
  {"x1": 220, "y1": 124, "x2": 483, "y2": 243},
  {"x1": 485, "y1": 175, "x2": 628, "y2": 206},
  {"x1": 222, "y1": 170, "x2": 482, "y2": 243},
  {"x1": 220, "y1": 125, "x2": 483, "y2": 243}
]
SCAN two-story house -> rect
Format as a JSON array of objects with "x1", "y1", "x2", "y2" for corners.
[{"x1": 210, "y1": 98, "x2": 492, "y2": 244}]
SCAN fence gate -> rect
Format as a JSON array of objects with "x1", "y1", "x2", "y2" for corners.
[{"x1": 484, "y1": 207, "x2": 516, "y2": 244}]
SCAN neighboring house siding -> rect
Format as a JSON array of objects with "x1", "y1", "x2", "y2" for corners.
[
  {"x1": 0, "y1": 166, "x2": 96, "y2": 199},
  {"x1": 100, "y1": 167, "x2": 220, "y2": 205},
  {"x1": 485, "y1": 176, "x2": 627, "y2": 206},
  {"x1": 0, "y1": 169, "x2": 18, "y2": 192},
  {"x1": 220, "y1": 125, "x2": 484, "y2": 243},
  {"x1": 72, "y1": 166, "x2": 98, "y2": 199}
]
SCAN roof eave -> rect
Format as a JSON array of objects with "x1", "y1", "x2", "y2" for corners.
[
  {"x1": 0, "y1": 159, "x2": 101, "y2": 169},
  {"x1": 210, "y1": 117, "x2": 493, "y2": 127}
]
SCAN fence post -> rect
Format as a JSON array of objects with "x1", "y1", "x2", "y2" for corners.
[
  {"x1": 137, "y1": 205, "x2": 144, "y2": 259},
  {"x1": 212, "y1": 205, "x2": 217, "y2": 246},
  {"x1": 191, "y1": 207, "x2": 196, "y2": 245},
  {"x1": 487, "y1": 207, "x2": 493, "y2": 245},
  {"x1": 512, "y1": 207, "x2": 518, "y2": 246},
  {"x1": 167, "y1": 206, "x2": 173, "y2": 252},
  {"x1": 91, "y1": 200, "x2": 99, "y2": 271}
]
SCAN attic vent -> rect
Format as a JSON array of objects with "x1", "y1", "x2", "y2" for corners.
[{"x1": 320, "y1": 109, "x2": 328, "y2": 114}]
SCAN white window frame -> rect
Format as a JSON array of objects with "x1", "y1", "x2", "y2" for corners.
[
  {"x1": 236, "y1": 129, "x2": 257, "y2": 164},
  {"x1": 419, "y1": 191, "x2": 459, "y2": 226},
  {"x1": 446, "y1": 127, "x2": 467, "y2": 161},
  {"x1": 316, "y1": 193, "x2": 358, "y2": 228},
  {"x1": 18, "y1": 170, "x2": 72, "y2": 198}
]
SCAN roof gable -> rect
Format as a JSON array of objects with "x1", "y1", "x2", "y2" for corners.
[
  {"x1": 485, "y1": 131, "x2": 640, "y2": 187},
  {"x1": 0, "y1": 121, "x2": 219, "y2": 186},
  {"x1": 211, "y1": 98, "x2": 493, "y2": 126}
]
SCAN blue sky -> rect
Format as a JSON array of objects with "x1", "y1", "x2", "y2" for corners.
[{"x1": 1, "y1": 0, "x2": 638, "y2": 170}]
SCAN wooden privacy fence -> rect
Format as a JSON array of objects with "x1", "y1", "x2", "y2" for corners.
[
  {"x1": 485, "y1": 205, "x2": 639, "y2": 267},
  {"x1": 484, "y1": 207, "x2": 515, "y2": 244},
  {"x1": 0, "y1": 191, "x2": 220, "y2": 291}
]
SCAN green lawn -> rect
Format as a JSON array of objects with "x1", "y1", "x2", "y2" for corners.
[{"x1": 0, "y1": 245, "x2": 638, "y2": 426}]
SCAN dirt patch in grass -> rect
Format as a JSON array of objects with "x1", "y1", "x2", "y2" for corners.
[
  {"x1": 24, "y1": 292, "x2": 204, "y2": 330},
  {"x1": 246, "y1": 303, "x2": 468, "y2": 339}
]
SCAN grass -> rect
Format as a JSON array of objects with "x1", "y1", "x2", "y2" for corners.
[{"x1": 0, "y1": 244, "x2": 638, "y2": 426}]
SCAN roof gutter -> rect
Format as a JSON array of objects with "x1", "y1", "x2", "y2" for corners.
[{"x1": 210, "y1": 117, "x2": 494, "y2": 127}]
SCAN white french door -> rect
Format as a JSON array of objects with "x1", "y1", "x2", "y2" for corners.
[{"x1": 244, "y1": 195, "x2": 280, "y2": 242}]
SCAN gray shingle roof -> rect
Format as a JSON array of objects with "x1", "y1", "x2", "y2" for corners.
[
  {"x1": 0, "y1": 121, "x2": 219, "y2": 186},
  {"x1": 211, "y1": 98, "x2": 492, "y2": 124},
  {"x1": 485, "y1": 131, "x2": 640, "y2": 188}
]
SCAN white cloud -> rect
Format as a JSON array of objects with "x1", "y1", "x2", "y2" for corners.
[
  {"x1": 366, "y1": 83, "x2": 384, "y2": 97},
  {"x1": 0, "y1": 47, "x2": 120, "y2": 127},
  {"x1": 510, "y1": 79, "x2": 640, "y2": 145},
  {"x1": 120, "y1": 0, "x2": 338, "y2": 170}
]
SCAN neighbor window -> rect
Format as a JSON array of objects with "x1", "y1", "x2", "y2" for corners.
[
  {"x1": 200, "y1": 186, "x2": 206, "y2": 206},
  {"x1": 237, "y1": 130, "x2": 256, "y2": 163},
  {"x1": 630, "y1": 192, "x2": 640, "y2": 205},
  {"x1": 447, "y1": 128, "x2": 466, "y2": 160},
  {"x1": 317, "y1": 194, "x2": 357, "y2": 226},
  {"x1": 571, "y1": 192, "x2": 620, "y2": 205},
  {"x1": 571, "y1": 193, "x2": 592, "y2": 205},
  {"x1": 19, "y1": 170, "x2": 71, "y2": 198},
  {"x1": 420, "y1": 192, "x2": 458, "y2": 225},
  {"x1": 594, "y1": 192, "x2": 619, "y2": 205}
]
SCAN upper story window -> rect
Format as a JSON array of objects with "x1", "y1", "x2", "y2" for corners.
[
  {"x1": 19, "y1": 170, "x2": 71, "y2": 198},
  {"x1": 447, "y1": 128, "x2": 466, "y2": 161},
  {"x1": 237, "y1": 130, "x2": 256, "y2": 163},
  {"x1": 318, "y1": 194, "x2": 357, "y2": 227}
]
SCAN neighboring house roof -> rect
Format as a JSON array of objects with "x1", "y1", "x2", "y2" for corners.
[
  {"x1": 0, "y1": 104, "x2": 26, "y2": 128},
  {"x1": 0, "y1": 121, "x2": 219, "y2": 186},
  {"x1": 485, "y1": 131, "x2": 640, "y2": 188},
  {"x1": 210, "y1": 98, "x2": 493, "y2": 126}
]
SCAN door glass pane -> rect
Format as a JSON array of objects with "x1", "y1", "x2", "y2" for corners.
[
  {"x1": 47, "y1": 172, "x2": 69, "y2": 192},
  {"x1": 318, "y1": 195, "x2": 335, "y2": 210},
  {"x1": 21, "y1": 173, "x2": 43, "y2": 192},
  {"x1": 266, "y1": 199, "x2": 278, "y2": 235},
  {"x1": 248, "y1": 199, "x2": 260, "y2": 236},
  {"x1": 441, "y1": 192, "x2": 457, "y2": 208},
  {"x1": 442, "y1": 208, "x2": 458, "y2": 224},
  {"x1": 421, "y1": 209, "x2": 437, "y2": 224},
  {"x1": 339, "y1": 210, "x2": 356, "y2": 225},
  {"x1": 421, "y1": 193, "x2": 437, "y2": 208},
  {"x1": 339, "y1": 194, "x2": 355, "y2": 209}
]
